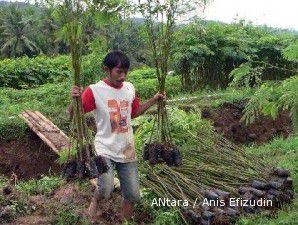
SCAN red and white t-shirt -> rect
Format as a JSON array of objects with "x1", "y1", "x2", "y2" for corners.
[{"x1": 81, "y1": 79, "x2": 140, "y2": 162}]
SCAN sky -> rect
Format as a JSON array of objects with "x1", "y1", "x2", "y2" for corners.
[
  {"x1": 2, "y1": 0, "x2": 298, "y2": 30},
  {"x1": 203, "y1": 0, "x2": 298, "y2": 30}
]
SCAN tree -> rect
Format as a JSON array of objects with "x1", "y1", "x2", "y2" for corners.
[{"x1": 0, "y1": 4, "x2": 40, "y2": 57}]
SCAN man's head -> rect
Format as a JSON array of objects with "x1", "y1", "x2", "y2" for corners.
[{"x1": 103, "y1": 50, "x2": 130, "y2": 87}]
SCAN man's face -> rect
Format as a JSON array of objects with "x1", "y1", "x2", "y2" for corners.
[{"x1": 106, "y1": 65, "x2": 128, "y2": 87}]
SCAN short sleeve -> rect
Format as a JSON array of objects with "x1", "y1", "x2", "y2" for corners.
[
  {"x1": 81, "y1": 86, "x2": 96, "y2": 113},
  {"x1": 131, "y1": 91, "x2": 140, "y2": 118}
]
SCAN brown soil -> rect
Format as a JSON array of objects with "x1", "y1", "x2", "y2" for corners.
[
  {"x1": 3, "y1": 182, "x2": 152, "y2": 225},
  {"x1": 202, "y1": 101, "x2": 292, "y2": 145},
  {"x1": 0, "y1": 131, "x2": 62, "y2": 180}
]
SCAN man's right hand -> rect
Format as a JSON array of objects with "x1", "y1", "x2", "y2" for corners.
[{"x1": 71, "y1": 86, "x2": 83, "y2": 98}]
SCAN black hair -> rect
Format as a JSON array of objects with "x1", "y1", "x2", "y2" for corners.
[{"x1": 103, "y1": 50, "x2": 130, "y2": 69}]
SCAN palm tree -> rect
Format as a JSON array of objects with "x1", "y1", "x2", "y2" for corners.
[{"x1": 0, "y1": 4, "x2": 40, "y2": 58}]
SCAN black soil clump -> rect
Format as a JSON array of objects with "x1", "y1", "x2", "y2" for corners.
[
  {"x1": 62, "y1": 156, "x2": 109, "y2": 180},
  {"x1": 143, "y1": 142, "x2": 182, "y2": 166},
  {"x1": 2, "y1": 186, "x2": 12, "y2": 195}
]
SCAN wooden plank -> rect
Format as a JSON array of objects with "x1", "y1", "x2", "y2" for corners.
[
  {"x1": 20, "y1": 113, "x2": 60, "y2": 154},
  {"x1": 19, "y1": 111, "x2": 70, "y2": 154},
  {"x1": 25, "y1": 110, "x2": 59, "y2": 132},
  {"x1": 35, "y1": 111, "x2": 69, "y2": 141}
]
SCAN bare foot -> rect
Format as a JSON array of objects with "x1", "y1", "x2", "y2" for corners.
[{"x1": 88, "y1": 199, "x2": 102, "y2": 223}]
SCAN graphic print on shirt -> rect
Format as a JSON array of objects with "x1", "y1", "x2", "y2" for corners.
[{"x1": 107, "y1": 99, "x2": 129, "y2": 133}]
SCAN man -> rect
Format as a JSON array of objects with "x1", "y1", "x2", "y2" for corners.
[{"x1": 68, "y1": 50, "x2": 165, "y2": 223}]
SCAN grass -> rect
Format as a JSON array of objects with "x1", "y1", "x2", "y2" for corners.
[
  {"x1": 0, "y1": 190, "x2": 30, "y2": 222},
  {"x1": 52, "y1": 209, "x2": 90, "y2": 225},
  {"x1": 16, "y1": 175, "x2": 64, "y2": 196},
  {"x1": 246, "y1": 136, "x2": 298, "y2": 192},
  {"x1": 167, "y1": 87, "x2": 256, "y2": 110},
  {"x1": 136, "y1": 188, "x2": 185, "y2": 225}
]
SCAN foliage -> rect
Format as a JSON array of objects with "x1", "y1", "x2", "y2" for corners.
[
  {"x1": 16, "y1": 176, "x2": 63, "y2": 196},
  {"x1": 56, "y1": 146, "x2": 78, "y2": 164},
  {"x1": 135, "y1": 188, "x2": 184, "y2": 225},
  {"x1": 153, "y1": 210, "x2": 183, "y2": 225},
  {"x1": 0, "y1": 175, "x2": 8, "y2": 186},
  {"x1": 283, "y1": 43, "x2": 298, "y2": 62},
  {"x1": 103, "y1": 18, "x2": 149, "y2": 68},
  {"x1": 133, "y1": 76, "x2": 182, "y2": 100},
  {"x1": 81, "y1": 52, "x2": 106, "y2": 86},
  {"x1": 238, "y1": 33, "x2": 298, "y2": 134},
  {"x1": 0, "y1": 55, "x2": 71, "y2": 88},
  {"x1": 128, "y1": 67, "x2": 182, "y2": 99},
  {"x1": 133, "y1": 107, "x2": 212, "y2": 151},
  {"x1": 173, "y1": 20, "x2": 298, "y2": 91},
  {"x1": 238, "y1": 200, "x2": 298, "y2": 225},
  {"x1": 0, "y1": 4, "x2": 40, "y2": 58},
  {"x1": 242, "y1": 75, "x2": 298, "y2": 134},
  {"x1": 0, "y1": 53, "x2": 110, "y2": 89},
  {"x1": 229, "y1": 62, "x2": 263, "y2": 88},
  {"x1": 0, "y1": 67, "x2": 181, "y2": 140},
  {"x1": 1, "y1": 2, "x2": 297, "y2": 92},
  {"x1": 128, "y1": 67, "x2": 156, "y2": 81}
]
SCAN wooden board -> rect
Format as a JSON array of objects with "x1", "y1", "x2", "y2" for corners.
[{"x1": 19, "y1": 110, "x2": 70, "y2": 154}]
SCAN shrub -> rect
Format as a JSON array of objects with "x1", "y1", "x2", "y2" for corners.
[
  {"x1": 127, "y1": 67, "x2": 182, "y2": 99},
  {"x1": 0, "y1": 55, "x2": 71, "y2": 89},
  {"x1": 0, "y1": 82, "x2": 71, "y2": 140}
]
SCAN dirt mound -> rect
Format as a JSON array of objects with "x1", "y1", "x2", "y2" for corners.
[
  {"x1": 202, "y1": 102, "x2": 292, "y2": 145},
  {"x1": 0, "y1": 131, "x2": 62, "y2": 180}
]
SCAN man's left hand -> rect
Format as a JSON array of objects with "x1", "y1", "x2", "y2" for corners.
[{"x1": 153, "y1": 91, "x2": 166, "y2": 103}]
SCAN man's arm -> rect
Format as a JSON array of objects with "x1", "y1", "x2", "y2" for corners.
[
  {"x1": 68, "y1": 86, "x2": 82, "y2": 120},
  {"x1": 132, "y1": 92, "x2": 165, "y2": 118},
  {"x1": 68, "y1": 86, "x2": 96, "y2": 119}
]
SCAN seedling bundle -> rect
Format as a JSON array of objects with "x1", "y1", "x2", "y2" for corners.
[
  {"x1": 138, "y1": 0, "x2": 186, "y2": 166},
  {"x1": 57, "y1": 0, "x2": 109, "y2": 180}
]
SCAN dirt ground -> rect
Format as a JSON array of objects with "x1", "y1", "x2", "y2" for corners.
[
  {"x1": 1, "y1": 182, "x2": 151, "y2": 225},
  {"x1": 202, "y1": 101, "x2": 292, "y2": 145},
  {"x1": 0, "y1": 131, "x2": 62, "y2": 180},
  {"x1": 0, "y1": 130, "x2": 151, "y2": 224}
]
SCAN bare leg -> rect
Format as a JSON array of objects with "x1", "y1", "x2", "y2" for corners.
[
  {"x1": 120, "y1": 199, "x2": 135, "y2": 221},
  {"x1": 88, "y1": 158, "x2": 114, "y2": 223},
  {"x1": 88, "y1": 187, "x2": 104, "y2": 222}
]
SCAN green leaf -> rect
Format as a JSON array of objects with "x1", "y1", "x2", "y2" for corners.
[
  {"x1": 229, "y1": 62, "x2": 252, "y2": 79},
  {"x1": 283, "y1": 43, "x2": 298, "y2": 62},
  {"x1": 270, "y1": 103, "x2": 278, "y2": 119}
]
